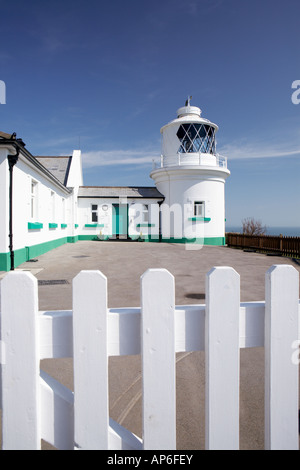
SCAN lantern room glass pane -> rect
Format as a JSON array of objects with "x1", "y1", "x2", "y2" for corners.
[{"x1": 177, "y1": 123, "x2": 216, "y2": 154}]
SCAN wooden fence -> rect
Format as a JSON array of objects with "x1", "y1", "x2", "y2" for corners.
[
  {"x1": 226, "y1": 232, "x2": 300, "y2": 258},
  {"x1": 0, "y1": 265, "x2": 299, "y2": 450}
]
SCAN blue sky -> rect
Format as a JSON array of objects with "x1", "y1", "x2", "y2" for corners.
[{"x1": 0, "y1": 0, "x2": 299, "y2": 229}]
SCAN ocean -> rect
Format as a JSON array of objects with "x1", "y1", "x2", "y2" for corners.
[{"x1": 225, "y1": 226, "x2": 300, "y2": 237}]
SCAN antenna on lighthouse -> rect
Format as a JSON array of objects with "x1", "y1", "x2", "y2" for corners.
[{"x1": 185, "y1": 95, "x2": 192, "y2": 106}]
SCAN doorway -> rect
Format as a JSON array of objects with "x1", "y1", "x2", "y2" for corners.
[{"x1": 112, "y1": 204, "x2": 128, "y2": 238}]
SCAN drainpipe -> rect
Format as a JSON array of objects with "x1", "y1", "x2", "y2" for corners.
[
  {"x1": 7, "y1": 143, "x2": 20, "y2": 270},
  {"x1": 158, "y1": 199, "x2": 164, "y2": 242}
]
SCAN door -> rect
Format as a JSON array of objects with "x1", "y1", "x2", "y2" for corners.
[{"x1": 112, "y1": 204, "x2": 128, "y2": 238}]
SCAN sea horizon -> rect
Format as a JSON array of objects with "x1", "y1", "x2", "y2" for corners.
[{"x1": 226, "y1": 226, "x2": 300, "y2": 237}]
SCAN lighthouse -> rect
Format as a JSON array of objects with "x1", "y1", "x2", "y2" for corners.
[{"x1": 150, "y1": 98, "x2": 230, "y2": 245}]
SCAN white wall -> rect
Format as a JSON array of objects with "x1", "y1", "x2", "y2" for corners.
[
  {"x1": 12, "y1": 156, "x2": 74, "y2": 251},
  {"x1": 152, "y1": 168, "x2": 227, "y2": 240},
  {"x1": 77, "y1": 198, "x2": 160, "y2": 239},
  {"x1": 67, "y1": 150, "x2": 83, "y2": 188},
  {"x1": 128, "y1": 201, "x2": 160, "y2": 239}
]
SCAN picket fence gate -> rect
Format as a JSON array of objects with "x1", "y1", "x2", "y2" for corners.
[{"x1": 0, "y1": 264, "x2": 299, "y2": 450}]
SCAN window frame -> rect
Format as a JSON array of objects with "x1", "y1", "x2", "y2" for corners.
[
  {"x1": 142, "y1": 204, "x2": 149, "y2": 223},
  {"x1": 31, "y1": 179, "x2": 38, "y2": 220},
  {"x1": 194, "y1": 201, "x2": 205, "y2": 218},
  {"x1": 50, "y1": 190, "x2": 55, "y2": 221},
  {"x1": 91, "y1": 204, "x2": 98, "y2": 223}
]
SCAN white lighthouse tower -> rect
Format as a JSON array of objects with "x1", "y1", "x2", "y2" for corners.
[{"x1": 150, "y1": 98, "x2": 230, "y2": 245}]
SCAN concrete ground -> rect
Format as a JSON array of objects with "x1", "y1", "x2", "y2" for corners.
[{"x1": 1, "y1": 240, "x2": 300, "y2": 450}]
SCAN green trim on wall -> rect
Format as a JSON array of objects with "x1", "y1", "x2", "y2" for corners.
[
  {"x1": 14, "y1": 247, "x2": 28, "y2": 266},
  {"x1": 188, "y1": 217, "x2": 211, "y2": 222},
  {"x1": 130, "y1": 234, "x2": 160, "y2": 242},
  {"x1": 136, "y1": 223, "x2": 155, "y2": 228},
  {"x1": 26, "y1": 237, "x2": 68, "y2": 260},
  {"x1": 0, "y1": 237, "x2": 71, "y2": 271},
  {"x1": 75, "y1": 224, "x2": 79, "y2": 228},
  {"x1": 49, "y1": 223, "x2": 58, "y2": 229},
  {"x1": 160, "y1": 236, "x2": 225, "y2": 245},
  {"x1": 28, "y1": 222, "x2": 43, "y2": 230},
  {"x1": 67, "y1": 236, "x2": 79, "y2": 243},
  {"x1": 84, "y1": 223, "x2": 105, "y2": 228},
  {"x1": 61, "y1": 223, "x2": 67, "y2": 228},
  {"x1": 78, "y1": 234, "x2": 101, "y2": 241},
  {"x1": 0, "y1": 233, "x2": 225, "y2": 272},
  {"x1": 0, "y1": 252, "x2": 10, "y2": 271},
  {"x1": 0, "y1": 248, "x2": 28, "y2": 271}
]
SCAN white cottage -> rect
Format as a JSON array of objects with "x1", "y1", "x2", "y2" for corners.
[
  {"x1": 0, "y1": 100, "x2": 230, "y2": 271},
  {"x1": 0, "y1": 131, "x2": 82, "y2": 271}
]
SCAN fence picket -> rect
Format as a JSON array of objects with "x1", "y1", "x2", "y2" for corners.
[
  {"x1": 265, "y1": 265, "x2": 299, "y2": 450},
  {"x1": 72, "y1": 270, "x2": 109, "y2": 450},
  {"x1": 1, "y1": 271, "x2": 40, "y2": 449},
  {"x1": 141, "y1": 269, "x2": 176, "y2": 450},
  {"x1": 205, "y1": 267, "x2": 240, "y2": 450}
]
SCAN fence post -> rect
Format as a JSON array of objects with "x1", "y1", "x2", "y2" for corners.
[
  {"x1": 265, "y1": 265, "x2": 299, "y2": 450},
  {"x1": 72, "y1": 270, "x2": 108, "y2": 450},
  {"x1": 1, "y1": 271, "x2": 40, "y2": 449},
  {"x1": 141, "y1": 269, "x2": 176, "y2": 450},
  {"x1": 205, "y1": 266, "x2": 240, "y2": 450}
]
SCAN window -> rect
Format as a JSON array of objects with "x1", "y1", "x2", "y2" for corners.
[
  {"x1": 142, "y1": 204, "x2": 149, "y2": 223},
  {"x1": 177, "y1": 123, "x2": 216, "y2": 154},
  {"x1": 62, "y1": 198, "x2": 66, "y2": 222},
  {"x1": 194, "y1": 201, "x2": 205, "y2": 217},
  {"x1": 51, "y1": 191, "x2": 55, "y2": 221},
  {"x1": 91, "y1": 204, "x2": 98, "y2": 222},
  {"x1": 31, "y1": 180, "x2": 38, "y2": 219}
]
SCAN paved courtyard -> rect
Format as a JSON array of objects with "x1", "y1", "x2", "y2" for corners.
[{"x1": 1, "y1": 240, "x2": 300, "y2": 449}]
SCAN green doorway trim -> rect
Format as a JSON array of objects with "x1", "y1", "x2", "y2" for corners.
[{"x1": 112, "y1": 203, "x2": 128, "y2": 237}]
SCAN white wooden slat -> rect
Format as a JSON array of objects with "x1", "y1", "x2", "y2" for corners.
[
  {"x1": 205, "y1": 266, "x2": 240, "y2": 450},
  {"x1": 265, "y1": 265, "x2": 299, "y2": 450},
  {"x1": 39, "y1": 310, "x2": 73, "y2": 359},
  {"x1": 40, "y1": 370, "x2": 74, "y2": 449},
  {"x1": 141, "y1": 268, "x2": 176, "y2": 450},
  {"x1": 175, "y1": 306, "x2": 205, "y2": 352},
  {"x1": 40, "y1": 369, "x2": 143, "y2": 450},
  {"x1": 37, "y1": 303, "x2": 269, "y2": 361},
  {"x1": 1, "y1": 271, "x2": 40, "y2": 449},
  {"x1": 108, "y1": 308, "x2": 140, "y2": 356},
  {"x1": 72, "y1": 270, "x2": 109, "y2": 450},
  {"x1": 108, "y1": 418, "x2": 143, "y2": 450},
  {"x1": 239, "y1": 302, "x2": 265, "y2": 348}
]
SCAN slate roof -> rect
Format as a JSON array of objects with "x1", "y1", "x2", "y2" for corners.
[
  {"x1": 35, "y1": 156, "x2": 72, "y2": 186},
  {"x1": 0, "y1": 131, "x2": 13, "y2": 139},
  {"x1": 78, "y1": 186, "x2": 164, "y2": 199}
]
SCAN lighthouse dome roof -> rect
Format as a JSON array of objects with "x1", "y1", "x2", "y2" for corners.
[{"x1": 160, "y1": 101, "x2": 218, "y2": 133}]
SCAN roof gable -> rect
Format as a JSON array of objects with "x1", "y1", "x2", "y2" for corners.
[{"x1": 35, "y1": 156, "x2": 72, "y2": 186}]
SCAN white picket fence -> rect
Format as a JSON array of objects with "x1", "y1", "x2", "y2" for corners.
[{"x1": 0, "y1": 264, "x2": 299, "y2": 450}]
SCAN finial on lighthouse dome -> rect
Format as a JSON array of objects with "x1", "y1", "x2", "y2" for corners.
[{"x1": 177, "y1": 96, "x2": 202, "y2": 118}]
